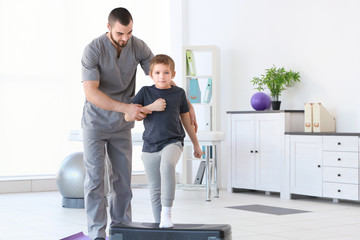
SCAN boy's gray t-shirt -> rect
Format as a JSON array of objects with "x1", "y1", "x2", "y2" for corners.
[
  {"x1": 131, "y1": 85, "x2": 190, "y2": 152},
  {"x1": 81, "y1": 33, "x2": 153, "y2": 132}
]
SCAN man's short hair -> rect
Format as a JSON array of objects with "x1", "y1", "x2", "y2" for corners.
[
  {"x1": 108, "y1": 7, "x2": 133, "y2": 27},
  {"x1": 150, "y1": 54, "x2": 175, "y2": 74}
]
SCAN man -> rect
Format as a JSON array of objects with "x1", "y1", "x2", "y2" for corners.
[{"x1": 81, "y1": 7, "x2": 197, "y2": 240}]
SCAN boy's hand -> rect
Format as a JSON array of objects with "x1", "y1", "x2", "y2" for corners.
[
  {"x1": 193, "y1": 145, "x2": 202, "y2": 159},
  {"x1": 148, "y1": 98, "x2": 166, "y2": 112}
]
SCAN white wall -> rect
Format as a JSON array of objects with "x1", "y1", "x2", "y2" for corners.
[
  {"x1": 0, "y1": 0, "x2": 170, "y2": 176},
  {"x1": 2, "y1": 0, "x2": 359, "y2": 183},
  {"x1": 180, "y1": 0, "x2": 360, "y2": 132},
  {"x1": 172, "y1": 0, "x2": 360, "y2": 187}
]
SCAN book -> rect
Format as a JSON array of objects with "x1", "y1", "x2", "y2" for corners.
[
  {"x1": 201, "y1": 145, "x2": 213, "y2": 159},
  {"x1": 189, "y1": 78, "x2": 201, "y2": 103},
  {"x1": 194, "y1": 161, "x2": 206, "y2": 184},
  {"x1": 304, "y1": 103, "x2": 313, "y2": 132},
  {"x1": 202, "y1": 146, "x2": 206, "y2": 159},
  {"x1": 203, "y1": 78, "x2": 213, "y2": 103},
  {"x1": 313, "y1": 103, "x2": 336, "y2": 132},
  {"x1": 186, "y1": 50, "x2": 197, "y2": 76}
]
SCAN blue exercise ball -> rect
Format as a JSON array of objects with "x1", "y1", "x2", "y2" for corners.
[{"x1": 251, "y1": 92, "x2": 270, "y2": 111}]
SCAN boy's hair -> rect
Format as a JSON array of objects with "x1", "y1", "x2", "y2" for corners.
[
  {"x1": 150, "y1": 54, "x2": 175, "y2": 74},
  {"x1": 108, "y1": 7, "x2": 133, "y2": 27}
]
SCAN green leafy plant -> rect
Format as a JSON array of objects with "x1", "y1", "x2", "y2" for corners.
[{"x1": 251, "y1": 66, "x2": 301, "y2": 101}]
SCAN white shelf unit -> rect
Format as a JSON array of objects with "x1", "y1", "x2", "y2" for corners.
[
  {"x1": 181, "y1": 46, "x2": 221, "y2": 199},
  {"x1": 182, "y1": 45, "x2": 220, "y2": 132}
]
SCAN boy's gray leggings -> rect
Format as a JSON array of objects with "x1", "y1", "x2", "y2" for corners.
[{"x1": 141, "y1": 142, "x2": 183, "y2": 223}]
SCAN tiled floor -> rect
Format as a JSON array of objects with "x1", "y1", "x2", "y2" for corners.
[{"x1": 1, "y1": 188, "x2": 360, "y2": 239}]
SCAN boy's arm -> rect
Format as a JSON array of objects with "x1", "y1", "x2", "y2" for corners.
[
  {"x1": 125, "y1": 98, "x2": 166, "y2": 122},
  {"x1": 144, "y1": 98, "x2": 166, "y2": 112},
  {"x1": 180, "y1": 112, "x2": 202, "y2": 158},
  {"x1": 171, "y1": 80, "x2": 198, "y2": 133}
]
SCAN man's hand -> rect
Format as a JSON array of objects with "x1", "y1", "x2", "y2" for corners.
[
  {"x1": 139, "y1": 106, "x2": 152, "y2": 119},
  {"x1": 124, "y1": 103, "x2": 152, "y2": 122}
]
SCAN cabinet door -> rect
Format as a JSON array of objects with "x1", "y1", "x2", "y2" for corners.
[
  {"x1": 231, "y1": 115, "x2": 255, "y2": 189},
  {"x1": 255, "y1": 114, "x2": 283, "y2": 192},
  {"x1": 290, "y1": 136, "x2": 323, "y2": 197}
]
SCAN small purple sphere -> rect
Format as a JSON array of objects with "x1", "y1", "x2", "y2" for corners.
[{"x1": 251, "y1": 92, "x2": 270, "y2": 111}]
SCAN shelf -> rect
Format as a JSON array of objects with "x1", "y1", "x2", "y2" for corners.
[
  {"x1": 185, "y1": 158, "x2": 208, "y2": 161},
  {"x1": 186, "y1": 75, "x2": 213, "y2": 79},
  {"x1": 190, "y1": 103, "x2": 212, "y2": 106},
  {"x1": 182, "y1": 46, "x2": 221, "y2": 201}
]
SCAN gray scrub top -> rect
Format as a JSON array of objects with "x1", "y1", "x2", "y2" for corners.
[{"x1": 81, "y1": 33, "x2": 154, "y2": 132}]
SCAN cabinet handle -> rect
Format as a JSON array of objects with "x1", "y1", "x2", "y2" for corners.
[
  {"x1": 337, "y1": 158, "x2": 341, "y2": 161},
  {"x1": 337, "y1": 142, "x2": 341, "y2": 145},
  {"x1": 250, "y1": 150, "x2": 254, "y2": 153},
  {"x1": 337, "y1": 174, "x2": 341, "y2": 177},
  {"x1": 255, "y1": 150, "x2": 258, "y2": 153},
  {"x1": 317, "y1": 165, "x2": 321, "y2": 168},
  {"x1": 338, "y1": 189, "x2": 341, "y2": 192}
]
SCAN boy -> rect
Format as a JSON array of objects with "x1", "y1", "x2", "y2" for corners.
[{"x1": 125, "y1": 54, "x2": 202, "y2": 228}]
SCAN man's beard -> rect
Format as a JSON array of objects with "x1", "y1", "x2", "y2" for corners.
[{"x1": 110, "y1": 32, "x2": 128, "y2": 48}]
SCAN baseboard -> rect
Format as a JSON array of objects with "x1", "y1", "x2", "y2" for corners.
[
  {"x1": 131, "y1": 173, "x2": 147, "y2": 184},
  {"x1": 0, "y1": 172, "x2": 191, "y2": 194},
  {"x1": 0, "y1": 175, "x2": 57, "y2": 194},
  {"x1": 0, "y1": 173, "x2": 149, "y2": 194}
]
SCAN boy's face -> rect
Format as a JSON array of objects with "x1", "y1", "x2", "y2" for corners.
[{"x1": 150, "y1": 63, "x2": 176, "y2": 89}]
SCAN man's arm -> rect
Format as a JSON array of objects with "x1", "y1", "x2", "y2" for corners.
[
  {"x1": 187, "y1": 101, "x2": 198, "y2": 133},
  {"x1": 83, "y1": 81, "x2": 151, "y2": 121}
]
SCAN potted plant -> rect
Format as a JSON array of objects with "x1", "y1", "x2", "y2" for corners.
[{"x1": 251, "y1": 66, "x2": 301, "y2": 110}]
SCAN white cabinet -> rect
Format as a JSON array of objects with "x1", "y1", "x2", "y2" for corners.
[
  {"x1": 227, "y1": 111, "x2": 304, "y2": 196},
  {"x1": 286, "y1": 134, "x2": 360, "y2": 202},
  {"x1": 230, "y1": 114, "x2": 256, "y2": 190},
  {"x1": 289, "y1": 136, "x2": 323, "y2": 197},
  {"x1": 322, "y1": 136, "x2": 359, "y2": 201}
]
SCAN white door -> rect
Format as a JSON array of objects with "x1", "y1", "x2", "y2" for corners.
[
  {"x1": 231, "y1": 114, "x2": 255, "y2": 189},
  {"x1": 255, "y1": 114, "x2": 283, "y2": 192},
  {"x1": 290, "y1": 135, "x2": 323, "y2": 197}
]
